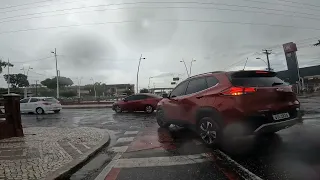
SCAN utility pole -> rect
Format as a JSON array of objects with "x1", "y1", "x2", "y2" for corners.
[
  {"x1": 51, "y1": 48, "x2": 59, "y2": 99},
  {"x1": 262, "y1": 49, "x2": 272, "y2": 71},
  {"x1": 136, "y1": 54, "x2": 146, "y2": 93},
  {"x1": 35, "y1": 80, "x2": 38, "y2": 96},
  {"x1": 7, "y1": 58, "x2": 10, "y2": 94}
]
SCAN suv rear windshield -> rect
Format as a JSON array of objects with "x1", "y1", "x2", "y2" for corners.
[{"x1": 229, "y1": 71, "x2": 288, "y2": 87}]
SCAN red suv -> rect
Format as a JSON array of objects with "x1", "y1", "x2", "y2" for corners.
[
  {"x1": 112, "y1": 93, "x2": 162, "y2": 113},
  {"x1": 156, "y1": 70, "x2": 301, "y2": 146}
]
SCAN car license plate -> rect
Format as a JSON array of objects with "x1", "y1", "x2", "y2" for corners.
[{"x1": 272, "y1": 113, "x2": 290, "y2": 121}]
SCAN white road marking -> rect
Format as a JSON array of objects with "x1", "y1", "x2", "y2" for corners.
[
  {"x1": 101, "y1": 122, "x2": 109, "y2": 125},
  {"x1": 215, "y1": 150, "x2": 263, "y2": 180},
  {"x1": 81, "y1": 143, "x2": 91, "y2": 149},
  {"x1": 94, "y1": 153, "x2": 122, "y2": 180},
  {"x1": 124, "y1": 131, "x2": 139, "y2": 135},
  {"x1": 110, "y1": 146, "x2": 128, "y2": 153},
  {"x1": 68, "y1": 142, "x2": 83, "y2": 154},
  {"x1": 114, "y1": 153, "x2": 210, "y2": 168},
  {"x1": 116, "y1": 137, "x2": 135, "y2": 143}
]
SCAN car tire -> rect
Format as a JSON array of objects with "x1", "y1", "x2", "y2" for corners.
[
  {"x1": 114, "y1": 105, "x2": 122, "y2": 113},
  {"x1": 197, "y1": 117, "x2": 222, "y2": 147},
  {"x1": 53, "y1": 110, "x2": 60, "y2": 113},
  {"x1": 36, "y1": 107, "x2": 45, "y2": 115},
  {"x1": 145, "y1": 105, "x2": 154, "y2": 114},
  {"x1": 156, "y1": 108, "x2": 170, "y2": 128}
]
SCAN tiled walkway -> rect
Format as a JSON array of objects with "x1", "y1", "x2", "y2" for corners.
[{"x1": 0, "y1": 127, "x2": 109, "y2": 180}]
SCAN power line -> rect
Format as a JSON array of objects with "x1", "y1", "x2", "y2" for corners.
[
  {"x1": 2, "y1": 1, "x2": 320, "y2": 22},
  {"x1": 4, "y1": 5, "x2": 320, "y2": 25},
  {"x1": 264, "y1": 36, "x2": 320, "y2": 50},
  {"x1": 10, "y1": 56, "x2": 54, "y2": 63},
  {"x1": 28, "y1": 70, "x2": 49, "y2": 76},
  {"x1": 0, "y1": 0, "x2": 85, "y2": 14},
  {"x1": 3, "y1": 18, "x2": 320, "y2": 35},
  {"x1": 240, "y1": 0, "x2": 320, "y2": 11},
  {"x1": 0, "y1": 0, "x2": 54, "y2": 10},
  {"x1": 276, "y1": 0, "x2": 320, "y2": 8}
]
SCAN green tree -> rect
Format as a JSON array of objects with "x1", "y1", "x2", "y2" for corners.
[
  {"x1": 41, "y1": 77, "x2": 73, "y2": 89},
  {"x1": 140, "y1": 88, "x2": 149, "y2": 93},
  {"x1": 0, "y1": 59, "x2": 13, "y2": 74},
  {"x1": 3, "y1": 73, "x2": 29, "y2": 88}
]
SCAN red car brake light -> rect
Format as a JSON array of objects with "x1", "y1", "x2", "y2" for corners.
[{"x1": 222, "y1": 87, "x2": 256, "y2": 96}]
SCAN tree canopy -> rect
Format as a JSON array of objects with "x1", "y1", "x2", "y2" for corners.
[
  {"x1": 140, "y1": 88, "x2": 149, "y2": 93},
  {"x1": 0, "y1": 59, "x2": 13, "y2": 74},
  {"x1": 3, "y1": 73, "x2": 29, "y2": 88},
  {"x1": 41, "y1": 76, "x2": 73, "y2": 89}
]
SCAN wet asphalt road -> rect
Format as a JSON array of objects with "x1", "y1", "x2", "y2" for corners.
[{"x1": 21, "y1": 108, "x2": 320, "y2": 180}]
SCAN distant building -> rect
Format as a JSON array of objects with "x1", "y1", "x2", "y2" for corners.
[
  {"x1": 277, "y1": 65, "x2": 320, "y2": 92},
  {"x1": 104, "y1": 84, "x2": 134, "y2": 96},
  {"x1": 66, "y1": 84, "x2": 135, "y2": 96}
]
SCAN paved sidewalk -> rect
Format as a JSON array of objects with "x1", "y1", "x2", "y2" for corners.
[{"x1": 0, "y1": 127, "x2": 110, "y2": 180}]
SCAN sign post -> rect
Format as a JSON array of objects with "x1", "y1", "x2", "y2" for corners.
[{"x1": 283, "y1": 42, "x2": 303, "y2": 92}]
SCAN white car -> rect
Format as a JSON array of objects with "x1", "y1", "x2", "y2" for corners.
[{"x1": 20, "y1": 97, "x2": 62, "y2": 114}]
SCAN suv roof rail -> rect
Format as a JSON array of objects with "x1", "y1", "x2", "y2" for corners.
[{"x1": 188, "y1": 71, "x2": 224, "y2": 79}]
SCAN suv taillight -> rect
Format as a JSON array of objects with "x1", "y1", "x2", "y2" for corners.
[{"x1": 222, "y1": 87, "x2": 256, "y2": 96}]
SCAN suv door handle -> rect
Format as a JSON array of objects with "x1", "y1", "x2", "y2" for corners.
[{"x1": 196, "y1": 96, "x2": 204, "y2": 99}]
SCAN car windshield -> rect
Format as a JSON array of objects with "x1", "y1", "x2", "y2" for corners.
[
  {"x1": 43, "y1": 98, "x2": 58, "y2": 102},
  {"x1": 1, "y1": 1, "x2": 320, "y2": 180}
]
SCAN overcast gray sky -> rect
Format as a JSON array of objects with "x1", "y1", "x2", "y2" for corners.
[{"x1": 1, "y1": 0, "x2": 320, "y2": 90}]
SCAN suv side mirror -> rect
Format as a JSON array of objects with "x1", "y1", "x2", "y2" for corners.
[
  {"x1": 123, "y1": 99, "x2": 128, "y2": 102},
  {"x1": 162, "y1": 94, "x2": 168, "y2": 98}
]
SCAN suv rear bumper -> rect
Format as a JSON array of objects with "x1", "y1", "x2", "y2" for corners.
[{"x1": 254, "y1": 117, "x2": 301, "y2": 134}]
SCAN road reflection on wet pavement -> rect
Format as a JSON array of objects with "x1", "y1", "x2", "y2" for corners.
[{"x1": 21, "y1": 109, "x2": 320, "y2": 180}]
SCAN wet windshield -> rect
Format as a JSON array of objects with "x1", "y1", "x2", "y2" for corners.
[{"x1": 1, "y1": 0, "x2": 320, "y2": 180}]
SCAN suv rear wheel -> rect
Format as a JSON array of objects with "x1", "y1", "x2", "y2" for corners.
[
  {"x1": 198, "y1": 117, "x2": 221, "y2": 147},
  {"x1": 156, "y1": 108, "x2": 170, "y2": 128}
]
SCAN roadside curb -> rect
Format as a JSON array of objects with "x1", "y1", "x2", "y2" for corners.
[
  {"x1": 45, "y1": 130, "x2": 111, "y2": 180},
  {"x1": 62, "y1": 106, "x2": 112, "y2": 109}
]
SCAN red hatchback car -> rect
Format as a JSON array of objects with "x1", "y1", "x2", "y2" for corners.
[
  {"x1": 112, "y1": 93, "x2": 162, "y2": 113},
  {"x1": 156, "y1": 70, "x2": 301, "y2": 146}
]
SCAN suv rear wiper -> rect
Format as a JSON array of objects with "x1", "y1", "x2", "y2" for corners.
[{"x1": 272, "y1": 82, "x2": 283, "y2": 86}]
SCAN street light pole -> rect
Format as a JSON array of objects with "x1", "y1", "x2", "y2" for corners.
[
  {"x1": 148, "y1": 77, "x2": 153, "y2": 91},
  {"x1": 136, "y1": 54, "x2": 146, "y2": 93},
  {"x1": 51, "y1": 48, "x2": 59, "y2": 99},
  {"x1": 189, "y1": 59, "x2": 196, "y2": 76},
  {"x1": 76, "y1": 77, "x2": 83, "y2": 98},
  {"x1": 20, "y1": 66, "x2": 33, "y2": 98},
  {"x1": 7, "y1": 58, "x2": 10, "y2": 94},
  {"x1": 90, "y1": 78, "x2": 97, "y2": 100},
  {"x1": 180, "y1": 59, "x2": 190, "y2": 77}
]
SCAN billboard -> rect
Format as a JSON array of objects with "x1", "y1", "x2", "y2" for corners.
[{"x1": 283, "y1": 42, "x2": 300, "y2": 84}]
